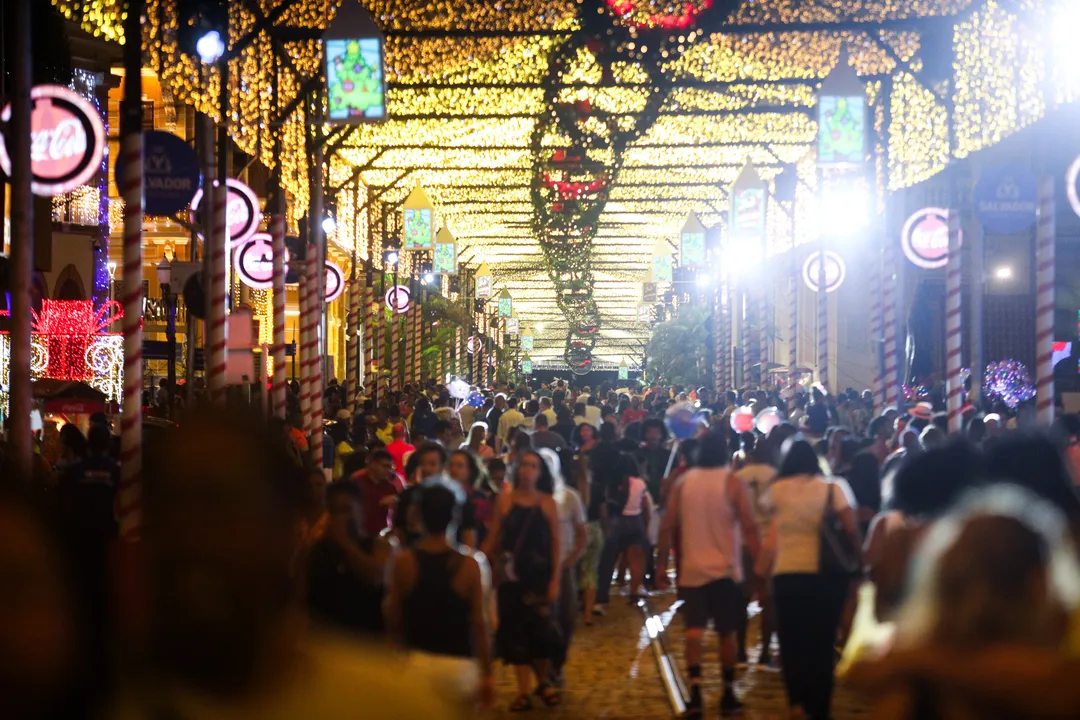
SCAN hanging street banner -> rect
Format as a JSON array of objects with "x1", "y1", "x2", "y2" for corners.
[
  {"x1": 115, "y1": 130, "x2": 200, "y2": 216},
  {"x1": 974, "y1": 164, "x2": 1037, "y2": 234},
  {"x1": 0, "y1": 84, "x2": 106, "y2": 197}
]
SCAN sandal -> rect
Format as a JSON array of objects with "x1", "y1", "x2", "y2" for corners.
[
  {"x1": 510, "y1": 694, "x2": 533, "y2": 712},
  {"x1": 536, "y1": 683, "x2": 562, "y2": 707}
]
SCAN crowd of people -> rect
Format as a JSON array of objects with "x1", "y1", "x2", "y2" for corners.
[{"x1": 5, "y1": 374, "x2": 1080, "y2": 719}]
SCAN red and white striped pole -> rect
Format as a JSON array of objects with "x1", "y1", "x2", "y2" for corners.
[
  {"x1": 455, "y1": 325, "x2": 463, "y2": 377},
  {"x1": 788, "y1": 251, "x2": 799, "y2": 400},
  {"x1": 413, "y1": 300, "x2": 422, "y2": 384},
  {"x1": 869, "y1": 237, "x2": 884, "y2": 414},
  {"x1": 740, "y1": 290, "x2": 751, "y2": 387},
  {"x1": 1036, "y1": 176, "x2": 1056, "y2": 426},
  {"x1": 305, "y1": 245, "x2": 323, "y2": 463},
  {"x1": 270, "y1": 192, "x2": 287, "y2": 419},
  {"x1": 945, "y1": 210, "x2": 964, "y2": 434},
  {"x1": 759, "y1": 290, "x2": 770, "y2": 391},
  {"x1": 817, "y1": 244, "x2": 829, "y2": 391},
  {"x1": 722, "y1": 283, "x2": 733, "y2": 391},
  {"x1": 117, "y1": 7, "x2": 144, "y2": 540},
  {"x1": 406, "y1": 300, "x2": 416, "y2": 386},
  {"x1": 882, "y1": 232, "x2": 899, "y2": 409},
  {"x1": 298, "y1": 247, "x2": 313, "y2": 440},
  {"x1": 347, "y1": 278, "x2": 360, "y2": 411},
  {"x1": 714, "y1": 285, "x2": 724, "y2": 395},
  {"x1": 364, "y1": 284, "x2": 374, "y2": 387},
  {"x1": 390, "y1": 298, "x2": 400, "y2": 391}
]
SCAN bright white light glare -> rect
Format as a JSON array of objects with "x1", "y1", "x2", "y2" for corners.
[
  {"x1": 385, "y1": 251, "x2": 399, "y2": 266},
  {"x1": 536, "y1": 323, "x2": 545, "y2": 333},
  {"x1": 321, "y1": 215, "x2": 337, "y2": 234},
  {"x1": 994, "y1": 266, "x2": 1013, "y2": 281},
  {"x1": 423, "y1": 272, "x2": 435, "y2": 284},
  {"x1": 695, "y1": 275, "x2": 712, "y2": 288},
  {"x1": 722, "y1": 240, "x2": 763, "y2": 272},
  {"x1": 196, "y1": 30, "x2": 226, "y2": 64},
  {"x1": 818, "y1": 184, "x2": 871, "y2": 238},
  {"x1": 1050, "y1": 4, "x2": 1080, "y2": 71}
]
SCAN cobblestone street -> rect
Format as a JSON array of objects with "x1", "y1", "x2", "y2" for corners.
[{"x1": 486, "y1": 591, "x2": 873, "y2": 719}]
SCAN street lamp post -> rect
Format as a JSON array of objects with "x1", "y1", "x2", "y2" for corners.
[{"x1": 156, "y1": 256, "x2": 178, "y2": 420}]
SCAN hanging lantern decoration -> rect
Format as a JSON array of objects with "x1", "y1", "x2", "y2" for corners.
[
  {"x1": 506, "y1": 315, "x2": 520, "y2": 335},
  {"x1": 817, "y1": 48, "x2": 867, "y2": 168},
  {"x1": 651, "y1": 240, "x2": 673, "y2": 283},
  {"x1": 618, "y1": 358, "x2": 629, "y2": 381},
  {"x1": 402, "y1": 184, "x2": 435, "y2": 252},
  {"x1": 637, "y1": 304, "x2": 652, "y2": 323},
  {"x1": 323, "y1": 0, "x2": 386, "y2": 123},
  {"x1": 730, "y1": 162, "x2": 768, "y2": 244},
  {"x1": 433, "y1": 226, "x2": 457, "y2": 274},
  {"x1": 521, "y1": 326, "x2": 535, "y2": 352},
  {"x1": 475, "y1": 261, "x2": 493, "y2": 298},
  {"x1": 497, "y1": 288, "x2": 513, "y2": 318},
  {"x1": 521, "y1": 352, "x2": 532, "y2": 376},
  {"x1": 680, "y1": 212, "x2": 707, "y2": 268}
]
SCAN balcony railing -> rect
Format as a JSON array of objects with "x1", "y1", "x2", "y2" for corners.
[{"x1": 143, "y1": 295, "x2": 188, "y2": 327}]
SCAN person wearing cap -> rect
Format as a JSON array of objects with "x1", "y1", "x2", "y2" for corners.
[{"x1": 330, "y1": 411, "x2": 356, "y2": 480}]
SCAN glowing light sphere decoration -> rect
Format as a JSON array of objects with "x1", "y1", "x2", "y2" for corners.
[
  {"x1": 984, "y1": 359, "x2": 1035, "y2": 409},
  {"x1": 384, "y1": 284, "x2": 412, "y2": 314},
  {"x1": 802, "y1": 251, "x2": 846, "y2": 293},
  {"x1": 402, "y1": 184, "x2": 435, "y2": 252},
  {"x1": 902, "y1": 207, "x2": 957, "y2": 270},
  {"x1": 680, "y1": 212, "x2": 707, "y2": 268},
  {"x1": 322, "y1": 0, "x2": 385, "y2": 123},
  {"x1": 0, "y1": 84, "x2": 106, "y2": 197}
]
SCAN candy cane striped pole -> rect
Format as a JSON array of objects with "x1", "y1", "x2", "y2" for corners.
[
  {"x1": 869, "y1": 235, "x2": 884, "y2": 414},
  {"x1": 788, "y1": 250, "x2": 799, "y2": 400},
  {"x1": 741, "y1": 290, "x2": 752, "y2": 388},
  {"x1": 455, "y1": 326, "x2": 463, "y2": 377},
  {"x1": 882, "y1": 227, "x2": 899, "y2": 408},
  {"x1": 759, "y1": 289, "x2": 770, "y2": 391},
  {"x1": 945, "y1": 210, "x2": 964, "y2": 434},
  {"x1": 1036, "y1": 177, "x2": 1056, "y2": 426},
  {"x1": 297, "y1": 248, "x2": 311, "y2": 437},
  {"x1": 363, "y1": 284, "x2": 374, "y2": 391},
  {"x1": 375, "y1": 284, "x2": 385, "y2": 389},
  {"x1": 390, "y1": 297, "x2": 400, "y2": 392},
  {"x1": 118, "y1": 98, "x2": 144, "y2": 542},
  {"x1": 722, "y1": 282, "x2": 733, "y2": 391},
  {"x1": 305, "y1": 245, "x2": 323, "y2": 463},
  {"x1": 714, "y1": 285, "x2": 724, "y2": 395},
  {"x1": 270, "y1": 192, "x2": 287, "y2": 419},
  {"x1": 347, "y1": 278, "x2": 359, "y2": 412},
  {"x1": 207, "y1": 182, "x2": 229, "y2": 405},
  {"x1": 817, "y1": 244, "x2": 829, "y2": 391},
  {"x1": 413, "y1": 299, "x2": 422, "y2": 384}
]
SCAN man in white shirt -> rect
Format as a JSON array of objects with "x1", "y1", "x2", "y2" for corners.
[
  {"x1": 539, "y1": 396, "x2": 558, "y2": 427},
  {"x1": 495, "y1": 396, "x2": 525, "y2": 453},
  {"x1": 658, "y1": 431, "x2": 760, "y2": 718},
  {"x1": 583, "y1": 395, "x2": 603, "y2": 428}
]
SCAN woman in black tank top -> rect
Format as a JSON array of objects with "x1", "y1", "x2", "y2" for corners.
[{"x1": 385, "y1": 477, "x2": 494, "y2": 706}]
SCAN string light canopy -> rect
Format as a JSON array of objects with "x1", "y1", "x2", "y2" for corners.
[{"x1": 49, "y1": 0, "x2": 1077, "y2": 365}]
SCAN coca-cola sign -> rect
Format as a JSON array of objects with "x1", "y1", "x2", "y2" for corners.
[
  {"x1": 233, "y1": 233, "x2": 290, "y2": 290},
  {"x1": 0, "y1": 85, "x2": 106, "y2": 197},
  {"x1": 902, "y1": 207, "x2": 960, "y2": 270},
  {"x1": 189, "y1": 178, "x2": 262, "y2": 245}
]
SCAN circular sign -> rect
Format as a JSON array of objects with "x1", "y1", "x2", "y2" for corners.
[
  {"x1": 189, "y1": 178, "x2": 262, "y2": 244},
  {"x1": 1067, "y1": 155, "x2": 1080, "y2": 220},
  {"x1": 974, "y1": 164, "x2": 1037, "y2": 234},
  {"x1": 467, "y1": 336, "x2": 482, "y2": 354},
  {"x1": 0, "y1": 84, "x2": 106, "y2": 197},
  {"x1": 325, "y1": 262, "x2": 345, "y2": 303},
  {"x1": 115, "y1": 130, "x2": 201, "y2": 216},
  {"x1": 802, "y1": 250, "x2": 846, "y2": 293},
  {"x1": 902, "y1": 207, "x2": 958, "y2": 270},
  {"x1": 384, "y1": 284, "x2": 411, "y2": 314},
  {"x1": 233, "y1": 233, "x2": 289, "y2": 290}
]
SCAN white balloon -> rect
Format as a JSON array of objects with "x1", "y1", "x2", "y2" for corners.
[
  {"x1": 755, "y1": 406, "x2": 783, "y2": 435},
  {"x1": 448, "y1": 378, "x2": 471, "y2": 400}
]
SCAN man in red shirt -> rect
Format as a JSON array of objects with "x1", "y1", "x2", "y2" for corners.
[
  {"x1": 350, "y1": 449, "x2": 403, "y2": 537},
  {"x1": 385, "y1": 424, "x2": 414, "y2": 477}
]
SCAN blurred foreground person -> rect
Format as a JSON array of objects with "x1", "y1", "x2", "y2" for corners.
[
  {"x1": 851, "y1": 488, "x2": 1077, "y2": 720},
  {"x1": 385, "y1": 479, "x2": 493, "y2": 712},
  {"x1": 0, "y1": 483, "x2": 91, "y2": 719},
  {"x1": 113, "y1": 410, "x2": 460, "y2": 719}
]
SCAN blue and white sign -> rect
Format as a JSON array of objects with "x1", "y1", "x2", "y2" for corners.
[
  {"x1": 974, "y1": 164, "x2": 1037, "y2": 234},
  {"x1": 115, "y1": 130, "x2": 200, "y2": 216}
]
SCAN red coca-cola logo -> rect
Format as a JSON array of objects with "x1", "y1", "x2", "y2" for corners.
[
  {"x1": 0, "y1": 85, "x2": 105, "y2": 197},
  {"x1": 901, "y1": 208, "x2": 960, "y2": 269},
  {"x1": 189, "y1": 178, "x2": 262, "y2": 244},
  {"x1": 234, "y1": 233, "x2": 290, "y2": 290}
]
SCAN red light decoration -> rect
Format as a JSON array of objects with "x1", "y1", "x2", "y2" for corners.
[
  {"x1": 30, "y1": 299, "x2": 123, "y2": 381},
  {"x1": 606, "y1": 0, "x2": 713, "y2": 30}
]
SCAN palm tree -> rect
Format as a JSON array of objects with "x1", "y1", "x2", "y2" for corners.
[{"x1": 645, "y1": 306, "x2": 713, "y2": 388}]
